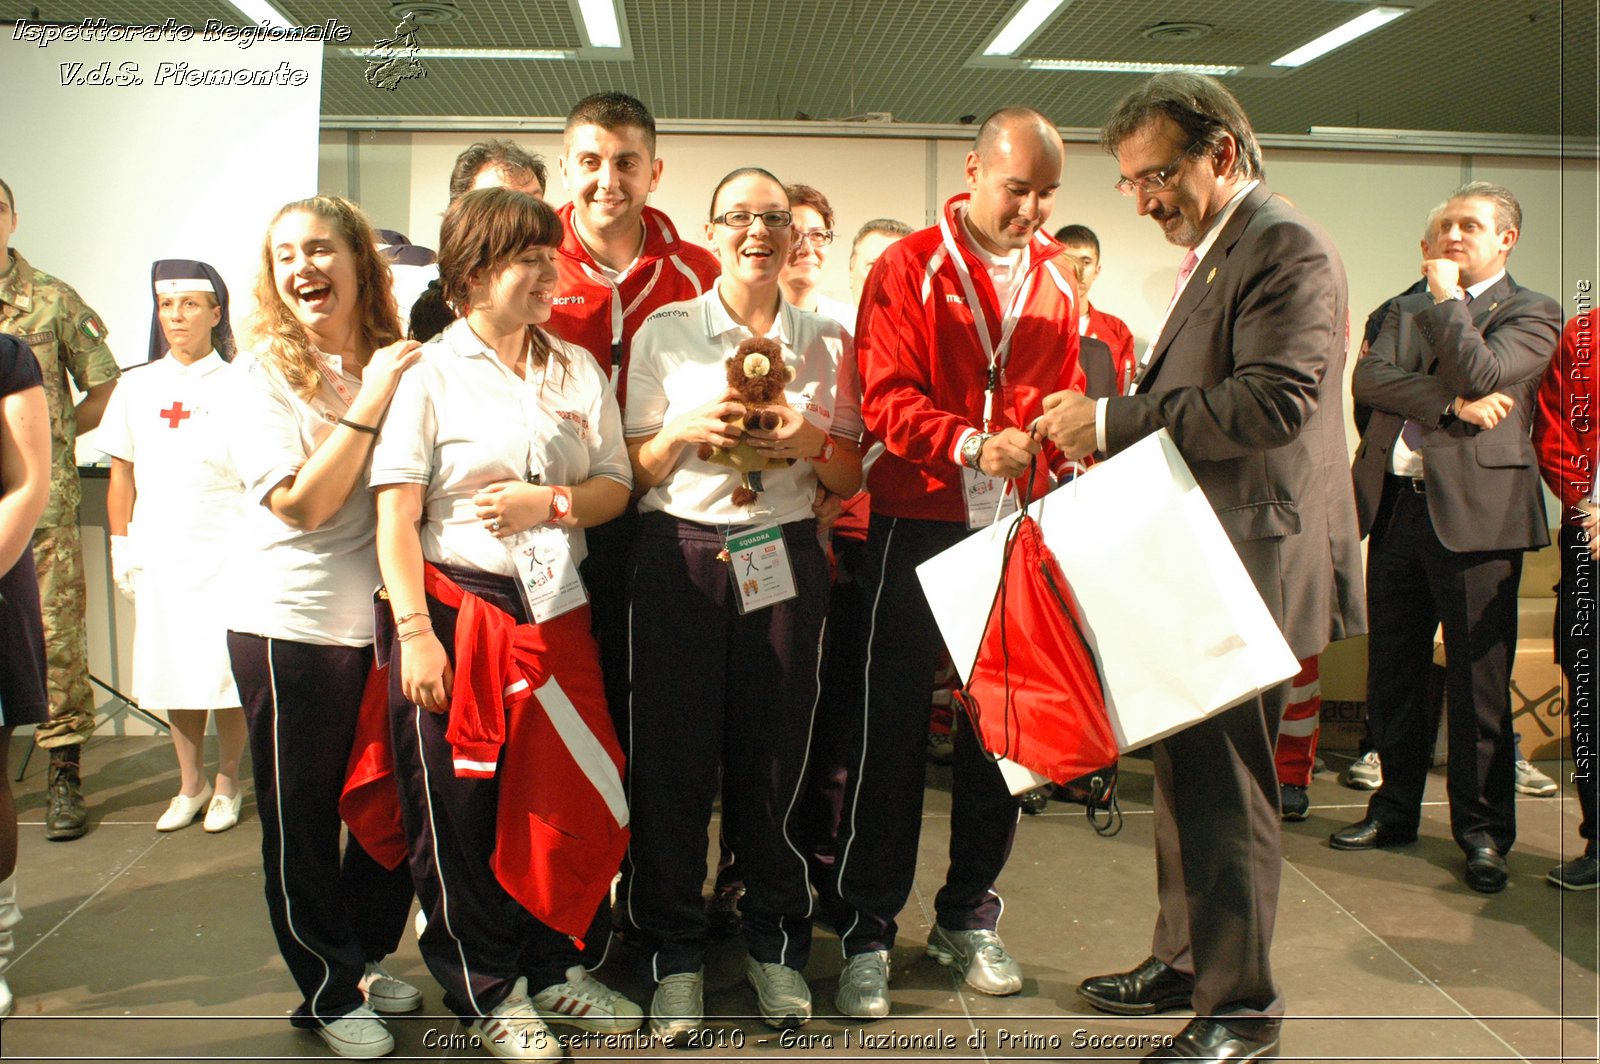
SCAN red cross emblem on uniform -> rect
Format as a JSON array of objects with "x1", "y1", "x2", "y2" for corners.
[{"x1": 159, "y1": 402, "x2": 191, "y2": 428}]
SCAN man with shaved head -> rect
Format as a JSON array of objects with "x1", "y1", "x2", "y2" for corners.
[{"x1": 827, "y1": 105, "x2": 1085, "y2": 1020}]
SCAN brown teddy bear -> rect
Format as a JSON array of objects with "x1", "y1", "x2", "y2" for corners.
[{"x1": 699, "y1": 335, "x2": 795, "y2": 506}]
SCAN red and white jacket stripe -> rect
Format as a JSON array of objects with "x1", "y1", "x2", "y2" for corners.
[
  {"x1": 341, "y1": 566, "x2": 628, "y2": 942},
  {"x1": 1534, "y1": 311, "x2": 1597, "y2": 527},
  {"x1": 856, "y1": 193, "x2": 1084, "y2": 523},
  {"x1": 547, "y1": 202, "x2": 720, "y2": 400}
]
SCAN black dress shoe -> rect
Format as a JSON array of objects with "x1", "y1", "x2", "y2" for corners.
[
  {"x1": 1464, "y1": 847, "x2": 1509, "y2": 893},
  {"x1": 1329, "y1": 817, "x2": 1416, "y2": 850},
  {"x1": 1078, "y1": 956, "x2": 1194, "y2": 1015},
  {"x1": 1144, "y1": 1017, "x2": 1281, "y2": 1061}
]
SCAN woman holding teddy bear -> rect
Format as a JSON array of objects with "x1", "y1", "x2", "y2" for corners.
[{"x1": 622, "y1": 167, "x2": 863, "y2": 1041}]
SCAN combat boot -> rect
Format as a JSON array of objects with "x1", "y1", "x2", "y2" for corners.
[{"x1": 46, "y1": 749, "x2": 87, "y2": 841}]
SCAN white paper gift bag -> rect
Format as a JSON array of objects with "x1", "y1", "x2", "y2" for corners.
[{"x1": 918, "y1": 429, "x2": 1300, "y2": 753}]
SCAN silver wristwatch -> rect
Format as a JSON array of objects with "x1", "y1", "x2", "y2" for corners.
[{"x1": 960, "y1": 431, "x2": 992, "y2": 471}]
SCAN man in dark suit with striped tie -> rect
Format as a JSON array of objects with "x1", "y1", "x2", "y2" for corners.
[{"x1": 1333, "y1": 182, "x2": 1561, "y2": 895}]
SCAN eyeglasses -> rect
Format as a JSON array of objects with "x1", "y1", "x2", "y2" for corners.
[
  {"x1": 1114, "y1": 141, "x2": 1200, "y2": 197},
  {"x1": 712, "y1": 210, "x2": 793, "y2": 229},
  {"x1": 793, "y1": 228, "x2": 835, "y2": 248}
]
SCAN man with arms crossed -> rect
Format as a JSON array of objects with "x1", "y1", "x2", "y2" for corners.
[{"x1": 1332, "y1": 184, "x2": 1560, "y2": 894}]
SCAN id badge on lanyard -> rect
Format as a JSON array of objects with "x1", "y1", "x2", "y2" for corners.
[
  {"x1": 725, "y1": 522, "x2": 798, "y2": 614},
  {"x1": 962, "y1": 467, "x2": 1019, "y2": 530},
  {"x1": 507, "y1": 527, "x2": 588, "y2": 624},
  {"x1": 939, "y1": 213, "x2": 1032, "y2": 531},
  {"x1": 937, "y1": 211, "x2": 1033, "y2": 429},
  {"x1": 310, "y1": 350, "x2": 356, "y2": 412}
]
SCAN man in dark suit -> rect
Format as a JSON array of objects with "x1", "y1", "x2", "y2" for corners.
[
  {"x1": 1033, "y1": 73, "x2": 1363, "y2": 1063},
  {"x1": 1331, "y1": 183, "x2": 1561, "y2": 894}
]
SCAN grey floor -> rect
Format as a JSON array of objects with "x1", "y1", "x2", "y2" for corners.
[{"x1": 1, "y1": 735, "x2": 1595, "y2": 1063}]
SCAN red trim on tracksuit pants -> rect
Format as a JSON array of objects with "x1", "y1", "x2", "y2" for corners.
[
  {"x1": 227, "y1": 633, "x2": 414, "y2": 1028},
  {"x1": 1274, "y1": 657, "x2": 1322, "y2": 788}
]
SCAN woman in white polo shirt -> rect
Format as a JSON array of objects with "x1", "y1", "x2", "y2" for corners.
[
  {"x1": 372, "y1": 188, "x2": 639, "y2": 1060},
  {"x1": 99, "y1": 260, "x2": 245, "y2": 835},
  {"x1": 227, "y1": 196, "x2": 423, "y2": 1060},
  {"x1": 622, "y1": 167, "x2": 863, "y2": 1041}
]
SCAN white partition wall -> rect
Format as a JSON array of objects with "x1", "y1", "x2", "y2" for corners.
[
  {"x1": 0, "y1": 32, "x2": 324, "y2": 733},
  {"x1": 0, "y1": 34, "x2": 325, "y2": 373},
  {"x1": 324, "y1": 128, "x2": 1597, "y2": 344}
]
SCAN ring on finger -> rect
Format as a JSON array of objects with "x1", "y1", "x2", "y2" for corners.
[{"x1": 489, "y1": 517, "x2": 501, "y2": 532}]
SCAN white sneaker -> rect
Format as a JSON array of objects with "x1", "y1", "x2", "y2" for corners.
[
  {"x1": 360, "y1": 962, "x2": 422, "y2": 1014},
  {"x1": 926, "y1": 926, "x2": 1023, "y2": 996},
  {"x1": 649, "y1": 969, "x2": 704, "y2": 1046},
  {"x1": 202, "y1": 791, "x2": 242, "y2": 833},
  {"x1": 0, "y1": 874, "x2": 18, "y2": 1020},
  {"x1": 1514, "y1": 759, "x2": 1559, "y2": 797},
  {"x1": 745, "y1": 958, "x2": 812, "y2": 1030},
  {"x1": 1342, "y1": 751, "x2": 1382, "y2": 791},
  {"x1": 469, "y1": 978, "x2": 563, "y2": 1060},
  {"x1": 316, "y1": 1004, "x2": 394, "y2": 1058},
  {"x1": 532, "y1": 965, "x2": 642, "y2": 1033},
  {"x1": 155, "y1": 782, "x2": 213, "y2": 831},
  {"x1": 835, "y1": 950, "x2": 890, "y2": 1019}
]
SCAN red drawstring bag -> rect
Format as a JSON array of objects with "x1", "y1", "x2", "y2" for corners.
[{"x1": 955, "y1": 467, "x2": 1119, "y2": 807}]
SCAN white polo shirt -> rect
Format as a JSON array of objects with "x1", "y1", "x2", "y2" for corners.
[
  {"x1": 370, "y1": 318, "x2": 631, "y2": 576},
  {"x1": 227, "y1": 350, "x2": 382, "y2": 647},
  {"x1": 625, "y1": 287, "x2": 863, "y2": 526},
  {"x1": 813, "y1": 293, "x2": 858, "y2": 336}
]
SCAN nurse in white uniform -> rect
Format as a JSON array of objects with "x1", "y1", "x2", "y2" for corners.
[{"x1": 99, "y1": 260, "x2": 246, "y2": 833}]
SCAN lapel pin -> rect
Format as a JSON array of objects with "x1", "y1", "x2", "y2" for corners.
[{"x1": 1205, "y1": 267, "x2": 1216, "y2": 284}]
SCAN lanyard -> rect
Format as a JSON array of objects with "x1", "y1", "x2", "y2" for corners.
[
  {"x1": 937, "y1": 211, "x2": 1034, "y2": 430},
  {"x1": 580, "y1": 258, "x2": 664, "y2": 344},
  {"x1": 309, "y1": 348, "x2": 356, "y2": 409}
]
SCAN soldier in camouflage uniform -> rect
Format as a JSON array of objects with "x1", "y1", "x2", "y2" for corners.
[{"x1": 0, "y1": 178, "x2": 120, "y2": 841}]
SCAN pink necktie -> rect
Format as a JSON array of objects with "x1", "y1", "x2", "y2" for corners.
[{"x1": 1169, "y1": 249, "x2": 1199, "y2": 308}]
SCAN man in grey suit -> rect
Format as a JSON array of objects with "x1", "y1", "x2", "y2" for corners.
[
  {"x1": 1033, "y1": 73, "x2": 1364, "y2": 1063},
  {"x1": 1331, "y1": 183, "x2": 1561, "y2": 893}
]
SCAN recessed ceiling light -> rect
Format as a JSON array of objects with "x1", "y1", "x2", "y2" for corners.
[
  {"x1": 1272, "y1": 6, "x2": 1409, "y2": 67},
  {"x1": 1140, "y1": 22, "x2": 1213, "y2": 43},
  {"x1": 387, "y1": 2, "x2": 460, "y2": 24},
  {"x1": 1027, "y1": 59, "x2": 1242, "y2": 75},
  {"x1": 336, "y1": 46, "x2": 573, "y2": 60},
  {"x1": 984, "y1": 0, "x2": 1072, "y2": 57},
  {"x1": 574, "y1": 0, "x2": 624, "y2": 49}
]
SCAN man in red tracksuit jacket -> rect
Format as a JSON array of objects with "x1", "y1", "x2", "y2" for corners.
[
  {"x1": 828, "y1": 107, "x2": 1084, "y2": 1021},
  {"x1": 547, "y1": 92, "x2": 720, "y2": 391},
  {"x1": 545, "y1": 92, "x2": 721, "y2": 735}
]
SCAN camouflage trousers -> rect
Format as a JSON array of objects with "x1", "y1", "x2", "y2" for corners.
[{"x1": 30, "y1": 523, "x2": 94, "y2": 748}]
